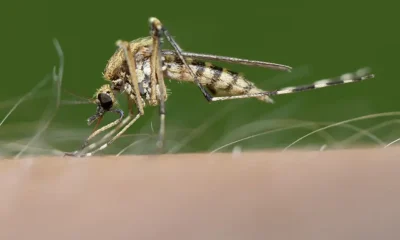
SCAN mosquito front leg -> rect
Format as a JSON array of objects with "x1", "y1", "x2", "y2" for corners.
[
  {"x1": 116, "y1": 40, "x2": 145, "y2": 115},
  {"x1": 82, "y1": 109, "x2": 124, "y2": 147},
  {"x1": 149, "y1": 17, "x2": 214, "y2": 102},
  {"x1": 75, "y1": 96, "x2": 139, "y2": 156},
  {"x1": 81, "y1": 113, "x2": 141, "y2": 157},
  {"x1": 75, "y1": 112, "x2": 133, "y2": 156},
  {"x1": 149, "y1": 28, "x2": 160, "y2": 106},
  {"x1": 64, "y1": 108, "x2": 124, "y2": 157}
]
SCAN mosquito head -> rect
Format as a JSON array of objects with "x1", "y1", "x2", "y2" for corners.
[
  {"x1": 97, "y1": 92, "x2": 113, "y2": 111},
  {"x1": 95, "y1": 84, "x2": 117, "y2": 110},
  {"x1": 87, "y1": 84, "x2": 118, "y2": 125}
]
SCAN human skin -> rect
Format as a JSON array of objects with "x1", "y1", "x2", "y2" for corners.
[{"x1": 1, "y1": 146, "x2": 400, "y2": 240}]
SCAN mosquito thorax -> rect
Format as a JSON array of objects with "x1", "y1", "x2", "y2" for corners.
[{"x1": 110, "y1": 78, "x2": 124, "y2": 92}]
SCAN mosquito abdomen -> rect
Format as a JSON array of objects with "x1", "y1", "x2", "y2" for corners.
[{"x1": 163, "y1": 55, "x2": 274, "y2": 103}]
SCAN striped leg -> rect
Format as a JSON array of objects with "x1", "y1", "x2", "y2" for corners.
[
  {"x1": 205, "y1": 67, "x2": 375, "y2": 102},
  {"x1": 149, "y1": 17, "x2": 215, "y2": 102},
  {"x1": 148, "y1": 17, "x2": 374, "y2": 103}
]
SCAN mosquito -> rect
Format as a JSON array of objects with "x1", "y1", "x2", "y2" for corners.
[{"x1": 64, "y1": 17, "x2": 375, "y2": 157}]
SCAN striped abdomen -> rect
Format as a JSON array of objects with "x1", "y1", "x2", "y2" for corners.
[{"x1": 163, "y1": 55, "x2": 274, "y2": 103}]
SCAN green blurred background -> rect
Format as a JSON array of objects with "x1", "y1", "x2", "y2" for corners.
[{"x1": 0, "y1": 0, "x2": 398, "y2": 156}]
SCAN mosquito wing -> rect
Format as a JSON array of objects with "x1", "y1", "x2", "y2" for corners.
[{"x1": 161, "y1": 50, "x2": 292, "y2": 72}]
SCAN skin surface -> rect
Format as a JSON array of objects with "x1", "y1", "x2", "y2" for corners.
[{"x1": 1, "y1": 146, "x2": 400, "y2": 240}]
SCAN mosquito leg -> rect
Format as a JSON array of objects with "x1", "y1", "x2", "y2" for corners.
[
  {"x1": 66, "y1": 39, "x2": 147, "y2": 157},
  {"x1": 81, "y1": 113, "x2": 141, "y2": 157},
  {"x1": 207, "y1": 68, "x2": 375, "y2": 102},
  {"x1": 149, "y1": 17, "x2": 214, "y2": 102},
  {"x1": 64, "y1": 108, "x2": 124, "y2": 157},
  {"x1": 72, "y1": 41, "x2": 147, "y2": 156},
  {"x1": 156, "y1": 97, "x2": 166, "y2": 152},
  {"x1": 73, "y1": 113, "x2": 134, "y2": 156},
  {"x1": 149, "y1": 18, "x2": 373, "y2": 104},
  {"x1": 149, "y1": 27, "x2": 160, "y2": 106},
  {"x1": 81, "y1": 108, "x2": 124, "y2": 148},
  {"x1": 116, "y1": 40, "x2": 145, "y2": 115},
  {"x1": 149, "y1": 17, "x2": 167, "y2": 151},
  {"x1": 75, "y1": 96, "x2": 139, "y2": 156}
]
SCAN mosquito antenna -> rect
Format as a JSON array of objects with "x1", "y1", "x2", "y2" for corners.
[{"x1": 63, "y1": 88, "x2": 96, "y2": 104}]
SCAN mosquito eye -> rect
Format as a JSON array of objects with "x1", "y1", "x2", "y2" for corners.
[{"x1": 97, "y1": 93, "x2": 113, "y2": 111}]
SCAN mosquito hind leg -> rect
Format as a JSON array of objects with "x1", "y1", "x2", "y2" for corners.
[
  {"x1": 149, "y1": 17, "x2": 215, "y2": 102},
  {"x1": 205, "y1": 67, "x2": 375, "y2": 102}
]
